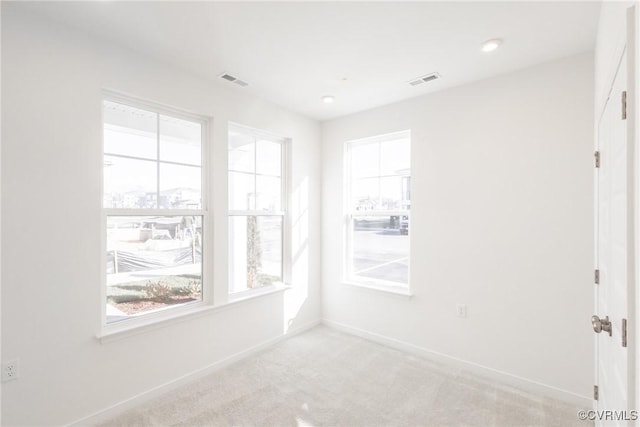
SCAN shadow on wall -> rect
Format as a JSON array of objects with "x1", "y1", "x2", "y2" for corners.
[{"x1": 285, "y1": 176, "x2": 310, "y2": 332}]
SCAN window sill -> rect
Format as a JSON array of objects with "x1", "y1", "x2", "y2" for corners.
[
  {"x1": 342, "y1": 280, "x2": 413, "y2": 298},
  {"x1": 228, "y1": 283, "x2": 290, "y2": 302},
  {"x1": 97, "y1": 285, "x2": 290, "y2": 343}
]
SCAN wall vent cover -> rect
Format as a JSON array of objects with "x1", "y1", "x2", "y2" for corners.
[
  {"x1": 219, "y1": 73, "x2": 249, "y2": 87},
  {"x1": 408, "y1": 72, "x2": 441, "y2": 86}
]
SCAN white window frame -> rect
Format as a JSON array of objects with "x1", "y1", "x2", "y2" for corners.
[
  {"x1": 344, "y1": 130, "x2": 412, "y2": 295},
  {"x1": 228, "y1": 123, "x2": 290, "y2": 300},
  {"x1": 100, "y1": 90, "x2": 212, "y2": 333}
]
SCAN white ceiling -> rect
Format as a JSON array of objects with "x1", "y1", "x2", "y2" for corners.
[{"x1": 13, "y1": 1, "x2": 600, "y2": 121}]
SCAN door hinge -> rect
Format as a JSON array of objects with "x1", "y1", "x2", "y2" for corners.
[
  {"x1": 622, "y1": 318, "x2": 627, "y2": 347},
  {"x1": 594, "y1": 151, "x2": 600, "y2": 168},
  {"x1": 594, "y1": 385, "x2": 599, "y2": 400},
  {"x1": 595, "y1": 269, "x2": 600, "y2": 284},
  {"x1": 622, "y1": 91, "x2": 627, "y2": 120}
]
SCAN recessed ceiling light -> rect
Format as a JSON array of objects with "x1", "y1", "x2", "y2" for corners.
[
  {"x1": 481, "y1": 38, "x2": 503, "y2": 52},
  {"x1": 322, "y1": 95, "x2": 335, "y2": 104}
]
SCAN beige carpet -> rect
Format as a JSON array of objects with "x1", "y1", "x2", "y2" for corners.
[{"x1": 98, "y1": 326, "x2": 591, "y2": 427}]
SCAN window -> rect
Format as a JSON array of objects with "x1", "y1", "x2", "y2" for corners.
[
  {"x1": 228, "y1": 125, "x2": 286, "y2": 295},
  {"x1": 103, "y1": 95, "x2": 207, "y2": 324},
  {"x1": 345, "y1": 130, "x2": 411, "y2": 289}
]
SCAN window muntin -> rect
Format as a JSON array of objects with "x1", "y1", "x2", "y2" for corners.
[
  {"x1": 103, "y1": 97, "x2": 206, "y2": 324},
  {"x1": 228, "y1": 125, "x2": 286, "y2": 294},
  {"x1": 103, "y1": 101, "x2": 202, "y2": 210},
  {"x1": 346, "y1": 131, "x2": 411, "y2": 288}
]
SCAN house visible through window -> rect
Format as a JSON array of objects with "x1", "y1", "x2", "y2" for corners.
[
  {"x1": 103, "y1": 96, "x2": 206, "y2": 323},
  {"x1": 346, "y1": 130, "x2": 411, "y2": 288},
  {"x1": 228, "y1": 124, "x2": 286, "y2": 294}
]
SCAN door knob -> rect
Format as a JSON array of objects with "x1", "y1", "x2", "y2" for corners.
[{"x1": 592, "y1": 315, "x2": 612, "y2": 336}]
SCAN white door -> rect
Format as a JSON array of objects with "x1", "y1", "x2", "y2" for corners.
[{"x1": 595, "y1": 49, "x2": 632, "y2": 425}]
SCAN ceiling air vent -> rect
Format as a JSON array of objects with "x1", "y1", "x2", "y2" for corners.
[
  {"x1": 408, "y1": 72, "x2": 441, "y2": 86},
  {"x1": 219, "y1": 73, "x2": 249, "y2": 87}
]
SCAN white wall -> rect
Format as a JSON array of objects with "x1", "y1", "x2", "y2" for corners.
[
  {"x1": 1, "y1": 6, "x2": 321, "y2": 426},
  {"x1": 322, "y1": 53, "x2": 595, "y2": 401}
]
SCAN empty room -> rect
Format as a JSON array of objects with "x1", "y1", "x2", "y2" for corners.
[{"x1": 1, "y1": 1, "x2": 639, "y2": 426}]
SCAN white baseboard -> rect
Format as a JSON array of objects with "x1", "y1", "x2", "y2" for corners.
[
  {"x1": 68, "y1": 319, "x2": 320, "y2": 427},
  {"x1": 322, "y1": 318, "x2": 592, "y2": 408}
]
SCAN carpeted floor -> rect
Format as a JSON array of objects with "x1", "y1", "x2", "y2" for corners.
[{"x1": 98, "y1": 326, "x2": 592, "y2": 426}]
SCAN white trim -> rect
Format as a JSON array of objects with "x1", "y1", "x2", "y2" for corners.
[
  {"x1": 227, "y1": 124, "x2": 291, "y2": 294},
  {"x1": 350, "y1": 211, "x2": 410, "y2": 217},
  {"x1": 228, "y1": 283, "x2": 290, "y2": 302},
  {"x1": 102, "y1": 89, "x2": 208, "y2": 125},
  {"x1": 344, "y1": 130, "x2": 412, "y2": 290},
  {"x1": 71, "y1": 319, "x2": 320, "y2": 427},
  {"x1": 104, "y1": 208, "x2": 205, "y2": 216},
  {"x1": 626, "y1": 4, "x2": 638, "y2": 413},
  {"x1": 100, "y1": 92, "x2": 212, "y2": 333},
  {"x1": 629, "y1": 3, "x2": 640, "y2": 416},
  {"x1": 282, "y1": 137, "x2": 293, "y2": 287},
  {"x1": 202, "y1": 116, "x2": 214, "y2": 307},
  {"x1": 229, "y1": 210, "x2": 285, "y2": 216},
  {"x1": 228, "y1": 169, "x2": 281, "y2": 178},
  {"x1": 322, "y1": 319, "x2": 592, "y2": 408},
  {"x1": 97, "y1": 285, "x2": 290, "y2": 343}
]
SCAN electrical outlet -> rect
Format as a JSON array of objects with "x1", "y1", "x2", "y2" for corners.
[
  {"x1": 456, "y1": 304, "x2": 467, "y2": 318},
  {"x1": 2, "y1": 359, "x2": 20, "y2": 382}
]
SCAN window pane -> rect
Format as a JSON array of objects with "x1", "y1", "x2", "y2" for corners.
[
  {"x1": 351, "y1": 215, "x2": 409, "y2": 285},
  {"x1": 104, "y1": 155, "x2": 157, "y2": 208},
  {"x1": 256, "y1": 175, "x2": 281, "y2": 212},
  {"x1": 380, "y1": 138, "x2": 410, "y2": 176},
  {"x1": 256, "y1": 140, "x2": 281, "y2": 177},
  {"x1": 229, "y1": 216, "x2": 282, "y2": 293},
  {"x1": 229, "y1": 171, "x2": 255, "y2": 210},
  {"x1": 103, "y1": 101, "x2": 157, "y2": 160},
  {"x1": 160, "y1": 115, "x2": 201, "y2": 166},
  {"x1": 229, "y1": 132, "x2": 255, "y2": 173},
  {"x1": 159, "y1": 163, "x2": 201, "y2": 209},
  {"x1": 106, "y1": 215, "x2": 203, "y2": 323},
  {"x1": 380, "y1": 176, "x2": 407, "y2": 210},
  {"x1": 104, "y1": 127, "x2": 157, "y2": 160},
  {"x1": 352, "y1": 177, "x2": 379, "y2": 212},
  {"x1": 347, "y1": 131, "x2": 411, "y2": 287},
  {"x1": 350, "y1": 142, "x2": 379, "y2": 179}
]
